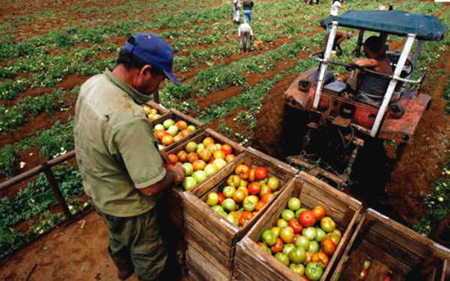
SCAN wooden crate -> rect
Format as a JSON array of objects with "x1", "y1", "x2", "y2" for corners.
[
  {"x1": 152, "y1": 108, "x2": 204, "y2": 152},
  {"x1": 164, "y1": 128, "x2": 245, "y2": 230},
  {"x1": 143, "y1": 100, "x2": 170, "y2": 124},
  {"x1": 234, "y1": 171, "x2": 363, "y2": 281},
  {"x1": 183, "y1": 147, "x2": 299, "y2": 280},
  {"x1": 330, "y1": 208, "x2": 450, "y2": 281},
  {"x1": 186, "y1": 244, "x2": 229, "y2": 281}
]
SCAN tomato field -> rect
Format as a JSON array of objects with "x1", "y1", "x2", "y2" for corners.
[{"x1": 0, "y1": 0, "x2": 450, "y2": 279}]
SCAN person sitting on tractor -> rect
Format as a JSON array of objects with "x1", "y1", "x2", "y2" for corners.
[{"x1": 349, "y1": 36, "x2": 393, "y2": 103}]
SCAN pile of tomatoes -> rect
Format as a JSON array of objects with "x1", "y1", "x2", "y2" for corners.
[
  {"x1": 258, "y1": 197, "x2": 341, "y2": 281},
  {"x1": 143, "y1": 105, "x2": 162, "y2": 121},
  {"x1": 205, "y1": 164, "x2": 281, "y2": 228},
  {"x1": 153, "y1": 118, "x2": 197, "y2": 149},
  {"x1": 166, "y1": 137, "x2": 237, "y2": 190}
]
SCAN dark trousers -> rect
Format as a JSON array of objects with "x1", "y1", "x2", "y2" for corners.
[{"x1": 96, "y1": 207, "x2": 168, "y2": 281}]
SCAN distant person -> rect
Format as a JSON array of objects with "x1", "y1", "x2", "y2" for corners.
[
  {"x1": 233, "y1": 0, "x2": 241, "y2": 24},
  {"x1": 324, "y1": 30, "x2": 352, "y2": 56},
  {"x1": 378, "y1": 4, "x2": 388, "y2": 10},
  {"x1": 243, "y1": 0, "x2": 254, "y2": 22},
  {"x1": 330, "y1": 0, "x2": 342, "y2": 16},
  {"x1": 238, "y1": 22, "x2": 253, "y2": 53}
]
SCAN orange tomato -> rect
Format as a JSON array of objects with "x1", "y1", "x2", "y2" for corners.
[
  {"x1": 235, "y1": 164, "x2": 250, "y2": 180},
  {"x1": 312, "y1": 206, "x2": 326, "y2": 220},
  {"x1": 225, "y1": 154, "x2": 236, "y2": 163},
  {"x1": 161, "y1": 135, "x2": 174, "y2": 145},
  {"x1": 321, "y1": 238, "x2": 337, "y2": 256},
  {"x1": 167, "y1": 154, "x2": 178, "y2": 164},
  {"x1": 203, "y1": 137, "x2": 215, "y2": 147},
  {"x1": 155, "y1": 130, "x2": 168, "y2": 140},
  {"x1": 233, "y1": 189, "x2": 246, "y2": 203},
  {"x1": 175, "y1": 120, "x2": 188, "y2": 130},
  {"x1": 312, "y1": 252, "x2": 329, "y2": 268},
  {"x1": 177, "y1": 151, "x2": 188, "y2": 162},
  {"x1": 213, "y1": 150, "x2": 225, "y2": 159},
  {"x1": 261, "y1": 193, "x2": 275, "y2": 204},
  {"x1": 192, "y1": 160, "x2": 206, "y2": 171},
  {"x1": 255, "y1": 201, "x2": 266, "y2": 212}
]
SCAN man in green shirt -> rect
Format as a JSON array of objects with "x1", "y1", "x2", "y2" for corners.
[{"x1": 74, "y1": 33, "x2": 185, "y2": 281}]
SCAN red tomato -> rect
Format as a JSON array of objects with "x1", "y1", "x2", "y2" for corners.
[
  {"x1": 321, "y1": 238, "x2": 337, "y2": 256},
  {"x1": 218, "y1": 193, "x2": 226, "y2": 205},
  {"x1": 239, "y1": 211, "x2": 254, "y2": 227},
  {"x1": 155, "y1": 130, "x2": 168, "y2": 140},
  {"x1": 248, "y1": 182, "x2": 261, "y2": 195},
  {"x1": 255, "y1": 167, "x2": 268, "y2": 180},
  {"x1": 288, "y1": 219, "x2": 303, "y2": 233},
  {"x1": 270, "y1": 238, "x2": 283, "y2": 254},
  {"x1": 167, "y1": 154, "x2": 178, "y2": 164},
  {"x1": 261, "y1": 193, "x2": 275, "y2": 204},
  {"x1": 248, "y1": 169, "x2": 256, "y2": 182},
  {"x1": 384, "y1": 277, "x2": 391, "y2": 281},
  {"x1": 298, "y1": 210, "x2": 316, "y2": 227},
  {"x1": 221, "y1": 144, "x2": 233, "y2": 155},
  {"x1": 359, "y1": 269, "x2": 367, "y2": 280},
  {"x1": 312, "y1": 206, "x2": 326, "y2": 220}
]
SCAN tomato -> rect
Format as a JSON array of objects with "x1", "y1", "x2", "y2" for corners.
[
  {"x1": 235, "y1": 164, "x2": 250, "y2": 180},
  {"x1": 262, "y1": 229, "x2": 276, "y2": 246},
  {"x1": 177, "y1": 150, "x2": 188, "y2": 162},
  {"x1": 248, "y1": 182, "x2": 261, "y2": 195},
  {"x1": 213, "y1": 150, "x2": 226, "y2": 159},
  {"x1": 255, "y1": 201, "x2": 266, "y2": 212},
  {"x1": 243, "y1": 195, "x2": 258, "y2": 212},
  {"x1": 225, "y1": 154, "x2": 235, "y2": 163},
  {"x1": 303, "y1": 252, "x2": 314, "y2": 265},
  {"x1": 261, "y1": 193, "x2": 275, "y2": 204},
  {"x1": 270, "y1": 238, "x2": 284, "y2": 254},
  {"x1": 257, "y1": 242, "x2": 271, "y2": 254},
  {"x1": 280, "y1": 226, "x2": 294, "y2": 243},
  {"x1": 305, "y1": 262, "x2": 324, "y2": 281},
  {"x1": 203, "y1": 137, "x2": 215, "y2": 147},
  {"x1": 321, "y1": 238, "x2": 337, "y2": 256},
  {"x1": 187, "y1": 152, "x2": 199, "y2": 163},
  {"x1": 155, "y1": 130, "x2": 168, "y2": 140},
  {"x1": 320, "y1": 217, "x2": 336, "y2": 232},
  {"x1": 239, "y1": 211, "x2": 254, "y2": 227},
  {"x1": 175, "y1": 120, "x2": 188, "y2": 130},
  {"x1": 217, "y1": 193, "x2": 225, "y2": 205},
  {"x1": 260, "y1": 184, "x2": 272, "y2": 196},
  {"x1": 233, "y1": 189, "x2": 246, "y2": 203},
  {"x1": 292, "y1": 234, "x2": 301, "y2": 244},
  {"x1": 312, "y1": 252, "x2": 329, "y2": 268},
  {"x1": 255, "y1": 167, "x2": 268, "y2": 180},
  {"x1": 221, "y1": 144, "x2": 233, "y2": 155},
  {"x1": 274, "y1": 252, "x2": 290, "y2": 266},
  {"x1": 289, "y1": 219, "x2": 303, "y2": 233},
  {"x1": 298, "y1": 210, "x2": 316, "y2": 227},
  {"x1": 167, "y1": 154, "x2": 178, "y2": 164},
  {"x1": 359, "y1": 269, "x2": 367, "y2": 280},
  {"x1": 248, "y1": 168, "x2": 256, "y2": 182},
  {"x1": 384, "y1": 277, "x2": 391, "y2": 281},
  {"x1": 312, "y1": 206, "x2": 326, "y2": 220}
]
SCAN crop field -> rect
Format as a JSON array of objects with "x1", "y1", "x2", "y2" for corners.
[{"x1": 0, "y1": 0, "x2": 450, "y2": 270}]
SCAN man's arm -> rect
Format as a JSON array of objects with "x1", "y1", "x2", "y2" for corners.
[
  {"x1": 138, "y1": 165, "x2": 185, "y2": 196},
  {"x1": 353, "y1": 58, "x2": 378, "y2": 68}
]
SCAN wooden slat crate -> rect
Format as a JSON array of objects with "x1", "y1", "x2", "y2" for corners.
[
  {"x1": 183, "y1": 147, "x2": 299, "y2": 280},
  {"x1": 152, "y1": 108, "x2": 204, "y2": 152},
  {"x1": 234, "y1": 171, "x2": 363, "y2": 281},
  {"x1": 143, "y1": 100, "x2": 170, "y2": 124},
  {"x1": 330, "y1": 208, "x2": 450, "y2": 281}
]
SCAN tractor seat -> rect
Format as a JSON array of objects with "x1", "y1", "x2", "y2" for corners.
[{"x1": 355, "y1": 70, "x2": 391, "y2": 105}]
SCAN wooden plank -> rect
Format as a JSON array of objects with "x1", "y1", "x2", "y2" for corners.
[
  {"x1": 186, "y1": 245, "x2": 229, "y2": 281},
  {"x1": 339, "y1": 248, "x2": 367, "y2": 281},
  {"x1": 359, "y1": 240, "x2": 411, "y2": 274},
  {"x1": 366, "y1": 258, "x2": 390, "y2": 281}
]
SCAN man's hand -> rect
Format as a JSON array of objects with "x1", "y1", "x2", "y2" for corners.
[{"x1": 169, "y1": 165, "x2": 185, "y2": 184}]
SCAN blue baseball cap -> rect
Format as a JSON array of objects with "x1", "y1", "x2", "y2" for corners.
[{"x1": 124, "y1": 32, "x2": 180, "y2": 85}]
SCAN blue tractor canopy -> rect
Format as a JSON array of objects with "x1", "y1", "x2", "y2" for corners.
[{"x1": 320, "y1": 10, "x2": 447, "y2": 41}]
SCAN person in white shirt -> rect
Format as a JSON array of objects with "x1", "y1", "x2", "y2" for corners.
[
  {"x1": 233, "y1": 0, "x2": 241, "y2": 24},
  {"x1": 330, "y1": 0, "x2": 342, "y2": 17},
  {"x1": 238, "y1": 23, "x2": 253, "y2": 52}
]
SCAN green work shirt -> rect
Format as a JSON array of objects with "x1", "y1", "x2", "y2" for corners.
[{"x1": 74, "y1": 69, "x2": 166, "y2": 217}]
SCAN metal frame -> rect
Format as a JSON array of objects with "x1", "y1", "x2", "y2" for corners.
[{"x1": 311, "y1": 20, "x2": 418, "y2": 137}]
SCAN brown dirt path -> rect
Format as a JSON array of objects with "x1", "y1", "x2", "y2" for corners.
[{"x1": 0, "y1": 212, "x2": 139, "y2": 281}]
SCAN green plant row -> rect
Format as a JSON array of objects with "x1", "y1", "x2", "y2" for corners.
[
  {"x1": 0, "y1": 89, "x2": 71, "y2": 134},
  {"x1": 0, "y1": 119, "x2": 75, "y2": 178},
  {"x1": 0, "y1": 166, "x2": 82, "y2": 228}
]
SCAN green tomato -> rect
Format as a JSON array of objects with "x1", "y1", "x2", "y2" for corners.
[
  {"x1": 288, "y1": 247, "x2": 306, "y2": 264},
  {"x1": 262, "y1": 229, "x2": 276, "y2": 246},
  {"x1": 277, "y1": 219, "x2": 288, "y2": 228},
  {"x1": 282, "y1": 244, "x2": 296, "y2": 256},
  {"x1": 222, "y1": 198, "x2": 236, "y2": 212},
  {"x1": 302, "y1": 227, "x2": 317, "y2": 240},
  {"x1": 308, "y1": 241, "x2": 319, "y2": 253},
  {"x1": 315, "y1": 228, "x2": 326, "y2": 242},
  {"x1": 275, "y1": 253, "x2": 290, "y2": 267},
  {"x1": 289, "y1": 264, "x2": 305, "y2": 276},
  {"x1": 288, "y1": 197, "x2": 301, "y2": 211},
  {"x1": 295, "y1": 208, "x2": 307, "y2": 218},
  {"x1": 280, "y1": 227, "x2": 294, "y2": 243},
  {"x1": 295, "y1": 236, "x2": 310, "y2": 250},
  {"x1": 305, "y1": 262, "x2": 324, "y2": 281},
  {"x1": 281, "y1": 209, "x2": 295, "y2": 221}
]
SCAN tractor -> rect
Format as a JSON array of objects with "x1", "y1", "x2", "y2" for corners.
[{"x1": 282, "y1": 10, "x2": 447, "y2": 188}]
